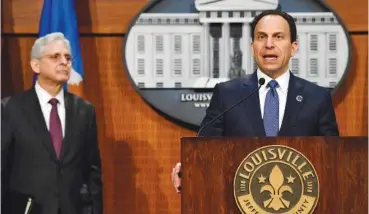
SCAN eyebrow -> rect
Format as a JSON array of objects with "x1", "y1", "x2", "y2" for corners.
[
  {"x1": 256, "y1": 31, "x2": 285, "y2": 36},
  {"x1": 46, "y1": 53, "x2": 72, "y2": 57}
]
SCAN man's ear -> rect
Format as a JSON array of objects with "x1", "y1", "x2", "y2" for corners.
[
  {"x1": 250, "y1": 42, "x2": 254, "y2": 57},
  {"x1": 291, "y1": 41, "x2": 298, "y2": 57},
  {"x1": 30, "y1": 59, "x2": 40, "y2": 74}
]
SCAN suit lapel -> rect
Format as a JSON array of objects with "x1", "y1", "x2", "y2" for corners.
[
  {"x1": 242, "y1": 72, "x2": 265, "y2": 136},
  {"x1": 279, "y1": 73, "x2": 305, "y2": 135},
  {"x1": 22, "y1": 88, "x2": 58, "y2": 160},
  {"x1": 60, "y1": 92, "x2": 77, "y2": 162}
]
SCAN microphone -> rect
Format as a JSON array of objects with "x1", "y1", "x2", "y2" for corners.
[
  {"x1": 24, "y1": 198, "x2": 33, "y2": 214},
  {"x1": 197, "y1": 78, "x2": 266, "y2": 136}
]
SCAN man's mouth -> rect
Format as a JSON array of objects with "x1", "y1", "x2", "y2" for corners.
[
  {"x1": 262, "y1": 54, "x2": 278, "y2": 60},
  {"x1": 58, "y1": 70, "x2": 69, "y2": 74}
]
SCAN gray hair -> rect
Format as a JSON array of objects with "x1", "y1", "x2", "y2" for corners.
[{"x1": 30, "y1": 32, "x2": 71, "y2": 59}]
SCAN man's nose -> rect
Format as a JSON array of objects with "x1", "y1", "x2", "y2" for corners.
[
  {"x1": 265, "y1": 38, "x2": 274, "y2": 48},
  {"x1": 59, "y1": 56, "x2": 69, "y2": 64}
]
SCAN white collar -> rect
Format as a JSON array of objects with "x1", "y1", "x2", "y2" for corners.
[
  {"x1": 257, "y1": 69, "x2": 290, "y2": 93},
  {"x1": 35, "y1": 81, "x2": 65, "y2": 106}
]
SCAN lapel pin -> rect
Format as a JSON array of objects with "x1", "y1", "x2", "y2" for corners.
[{"x1": 296, "y1": 95, "x2": 303, "y2": 102}]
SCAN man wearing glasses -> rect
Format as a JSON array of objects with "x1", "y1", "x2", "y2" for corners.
[{"x1": 2, "y1": 32, "x2": 103, "y2": 214}]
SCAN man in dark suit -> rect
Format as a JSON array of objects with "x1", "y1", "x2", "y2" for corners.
[
  {"x1": 171, "y1": 10, "x2": 339, "y2": 191},
  {"x1": 199, "y1": 68, "x2": 339, "y2": 136},
  {"x1": 2, "y1": 32, "x2": 103, "y2": 214}
]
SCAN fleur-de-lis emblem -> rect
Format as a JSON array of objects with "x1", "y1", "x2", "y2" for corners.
[{"x1": 260, "y1": 165, "x2": 293, "y2": 211}]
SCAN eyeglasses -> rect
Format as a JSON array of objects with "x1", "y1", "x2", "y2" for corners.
[{"x1": 39, "y1": 53, "x2": 73, "y2": 63}]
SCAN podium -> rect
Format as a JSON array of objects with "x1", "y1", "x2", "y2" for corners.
[{"x1": 181, "y1": 137, "x2": 368, "y2": 214}]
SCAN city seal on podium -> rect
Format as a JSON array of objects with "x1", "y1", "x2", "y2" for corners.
[{"x1": 234, "y1": 145, "x2": 319, "y2": 214}]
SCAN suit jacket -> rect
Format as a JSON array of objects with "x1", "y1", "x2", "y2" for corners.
[
  {"x1": 199, "y1": 71, "x2": 339, "y2": 136},
  {"x1": 1, "y1": 88, "x2": 103, "y2": 214}
]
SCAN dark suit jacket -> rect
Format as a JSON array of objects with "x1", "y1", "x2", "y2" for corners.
[
  {"x1": 1, "y1": 88, "x2": 103, "y2": 214},
  {"x1": 199, "y1": 72, "x2": 339, "y2": 136}
]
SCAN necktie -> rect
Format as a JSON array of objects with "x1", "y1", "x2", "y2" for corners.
[
  {"x1": 263, "y1": 80, "x2": 279, "y2": 136},
  {"x1": 49, "y1": 98, "x2": 63, "y2": 159}
]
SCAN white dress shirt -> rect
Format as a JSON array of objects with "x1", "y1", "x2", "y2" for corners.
[
  {"x1": 257, "y1": 69, "x2": 290, "y2": 130},
  {"x1": 35, "y1": 81, "x2": 66, "y2": 137}
]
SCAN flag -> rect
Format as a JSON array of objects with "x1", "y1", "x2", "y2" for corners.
[{"x1": 36, "y1": 0, "x2": 84, "y2": 96}]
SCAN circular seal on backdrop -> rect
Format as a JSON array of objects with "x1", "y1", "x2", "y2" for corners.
[
  {"x1": 234, "y1": 145, "x2": 319, "y2": 214},
  {"x1": 123, "y1": 0, "x2": 352, "y2": 128}
]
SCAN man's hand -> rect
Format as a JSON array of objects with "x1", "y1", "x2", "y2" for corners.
[{"x1": 171, "y1": 162, "x2": 182, "y2": 193}]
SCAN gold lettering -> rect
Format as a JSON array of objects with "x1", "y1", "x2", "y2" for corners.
[
  {"x1": 240, "y1": 180, "x2": 246, "y2": 192},
  {"x1": 306, "y1": 181, "x2": 313, "y2": 193},
  {"x1": 286, "y1": 151, "x2": 293, "y2": 162},
  {"x1": 261, "y1": 150, "x2": 268, "y2": 161},
  {"x1": 297, "y1": 161, "x2": 307, "y2": 173},
  {"x1": 302, "y1": 171, "x2": 315, "y2": 181},
  {"x1": 277, "y1": 148, "x2": 287, "y2": 159},
  {"x1": 291, "y1": 154, "x2": 300, "y2": 167},
  {"x1": 244, "y1": 162, "x2": 255, "y2": 173},
  {"x1": 268, "y1": 148, "x2": 277, "y2": 159},
  {"x1": 239, "y1": 172, "x2": 250, "y2": 180},
  {"x1": 293, "y1": 200, "x2": 309, "y2": 214},
  {"x1": 251, "y1": 154, "x2": 262, "y2": 165},
  {"x1": 297, "y1": 206, "x2": 304, "y2": 213}
]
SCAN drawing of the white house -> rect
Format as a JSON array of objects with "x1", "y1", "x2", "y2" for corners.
[{"x1": 124, "y1": 0, "x2": 349, "y2": 89}]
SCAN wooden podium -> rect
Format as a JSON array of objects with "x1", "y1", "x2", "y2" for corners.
[{"x1": 181, "y1": 137, "x2": 368, "y2": 214}]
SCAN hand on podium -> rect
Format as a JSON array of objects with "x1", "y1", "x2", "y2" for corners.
[{"x1": 171, "y1": 162, "x2": 182, "y2": 193}]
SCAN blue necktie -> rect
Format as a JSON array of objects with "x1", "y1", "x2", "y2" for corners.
[{"x1": 263, "y1": 80, "x2": 279, "y2": 136}]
